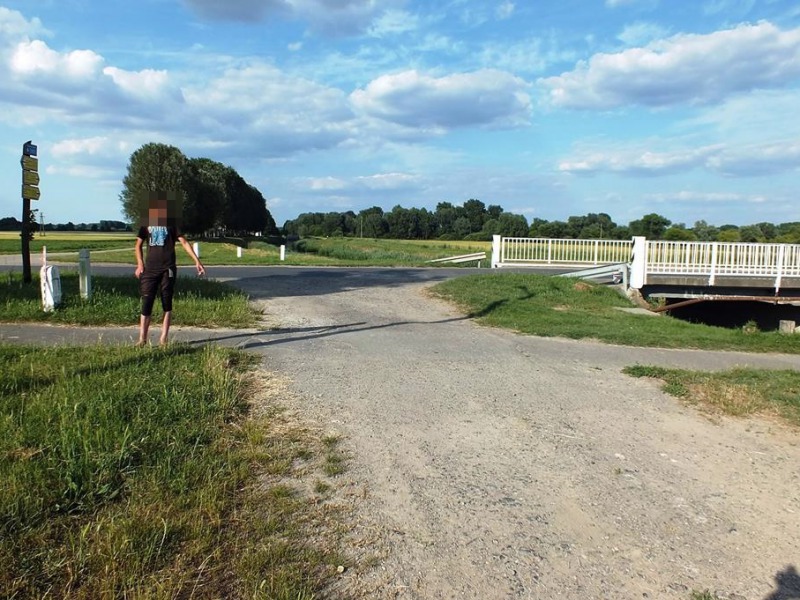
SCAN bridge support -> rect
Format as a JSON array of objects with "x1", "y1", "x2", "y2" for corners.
[{"x1": 630, "y1": 236, "x2": 646, "y2": 289}]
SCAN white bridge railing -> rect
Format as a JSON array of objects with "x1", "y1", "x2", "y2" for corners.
[
  {"x1": 491, "y1": 235, "x2": 800, "y2": 292},
  {"x1": 492, "y1": 237, "x2": 632, "y2": 266}
]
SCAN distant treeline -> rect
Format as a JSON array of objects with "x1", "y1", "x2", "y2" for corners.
[
  {"x1": 283, "y1": 201, "x2": 800, "y2": 243},
  {"x1": 0, "y1": 217, "x2": 131, "y2": 232}
]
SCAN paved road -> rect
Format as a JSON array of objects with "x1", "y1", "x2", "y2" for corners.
[{"x1": 2, "y1": 266, "x2": 799, "y2": 599}]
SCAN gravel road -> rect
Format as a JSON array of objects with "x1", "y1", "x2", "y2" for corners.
[{"x1": 232, "y1": 269, "x2": 800, "y2": 600}]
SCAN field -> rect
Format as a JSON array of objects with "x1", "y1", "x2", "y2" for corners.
[{"x1": 1, "y1": 232, "x2": 491, "y2": 267}]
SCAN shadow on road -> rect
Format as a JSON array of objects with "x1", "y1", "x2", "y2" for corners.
[
  {"x1": 189, "y1": 315, "x2": 472, "y2": 350},
  {"x1": 764, "y1": 565, "x2": 800, "y2": 600}
]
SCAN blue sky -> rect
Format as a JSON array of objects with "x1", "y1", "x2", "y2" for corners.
[{"x1": 1, "y1": 0, "x2": 799, "y2": 228}]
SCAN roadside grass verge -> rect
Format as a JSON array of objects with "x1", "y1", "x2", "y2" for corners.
[
  {"x1": 624, "y1": 365, "x2": 800, "y2": 427},
  {"x1": 429, "y1": 273, "x2": 800, "y2": 354},
  {"x1": 1, "y1": 271, "x2": 256, "y2": 328},
  {"x1": 1, "y1": 344, "x2": 350, "y2": 599}
]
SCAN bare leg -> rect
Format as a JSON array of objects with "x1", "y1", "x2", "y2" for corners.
[
  {"x1": 138, "y1": 315, "x2": 151, "y2": 346},
  {"x1": 160, "y1": 311, "x2": 172, "y2": 346}
]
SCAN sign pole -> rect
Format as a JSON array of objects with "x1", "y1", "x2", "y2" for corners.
[
  {"x1": 20, "y1": 140, "x2": 39, "y2": 283},
  {"x1": 21, "y1": 197, "x2": 31, "y2": 283}
]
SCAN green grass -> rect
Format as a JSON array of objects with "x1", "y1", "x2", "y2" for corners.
[
  {"x1": 0, "y1": 232, "x2": 134, "y2": 255},
  {"x1": 624, "y1": 365, "x2": 800, "y2": 426},
  {"x1": 1, "y1": 271, "x2": 257, "y2": 328},
  {"x1": 3, "y1": 232, "x2": 490, "y2": 266},
  {"x1": 429, "y1": 273, "x2": 800, "y2": 354},
  {"x1": 0, "y1": 344, "x2": 350, "y2": 599}
]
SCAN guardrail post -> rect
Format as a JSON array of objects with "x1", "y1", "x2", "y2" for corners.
[
  {"x1": 775, "y1": 244, "x2": 786, "y2": 293},
  {"x1": 630, "y1": 237, "x2": 647, "y2": 289},
  {"x1": 78, "y1": 248, "x2": 91, "y2": 300},
  {"x1": 491, "y1": 235, "x2": 501, "y2": 268},
  {"x1": 709, "y1": 243, "x2": 717, "y2": 286},
  {"x1": 280, "y1": 245, "x2": 286, "y2": 261},
  {"x1": 193, "y1": 242, "x2": 200, "y2": 258}
]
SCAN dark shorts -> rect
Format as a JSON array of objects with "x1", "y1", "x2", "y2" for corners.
[{"x1": 139, "y1": 267, "x2": 176, "y2": 316}]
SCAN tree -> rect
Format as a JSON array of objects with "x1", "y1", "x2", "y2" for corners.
[
  {"x1": 462, "y1": 199, "x2": 487, "y2": 233},
  {"x1": 120, "y1": 143, "x2": 187, "y2": 224},
  {"x1": 629, "y1": 213, "x2": 671, "y2": 239},
  {"x1": 662, "y1": 225, "x2": 697, "y2": 241}
]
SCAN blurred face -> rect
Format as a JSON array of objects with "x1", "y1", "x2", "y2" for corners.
[{"x1": 148, "y1": 200, "x2": 168, "y2": 226}]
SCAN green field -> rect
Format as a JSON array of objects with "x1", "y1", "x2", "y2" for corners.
[{"x1": 1, "y1": 232, "x2": 491, "y2": 267}]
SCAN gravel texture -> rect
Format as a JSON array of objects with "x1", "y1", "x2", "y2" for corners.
[{"x1": 234, "y1": 269, "x2": 800, "y2": 600}]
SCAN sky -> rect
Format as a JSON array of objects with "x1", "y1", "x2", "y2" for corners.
[{"x1": 1, "y1": 0, "x2": 799, "y2": 229}]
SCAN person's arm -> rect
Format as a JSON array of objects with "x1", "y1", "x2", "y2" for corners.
[
  {"x1": 178, "y1": 236, "x2": 205, "y2": 276},
  {"x1": 134, "y1": 237, "x2": 145, "y2": 278}
]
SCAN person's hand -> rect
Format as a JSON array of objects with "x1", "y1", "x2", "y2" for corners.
[
  {"x1": 196, "y1": 263, "x2": 205, "y2": 277},
  {"x1": 135, "y1": 265, "x2": 144, "y2": 279}
]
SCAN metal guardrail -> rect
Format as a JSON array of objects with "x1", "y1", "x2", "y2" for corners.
[{"x1": 427, "y1": 251, "x2": 486, "y2": 265}]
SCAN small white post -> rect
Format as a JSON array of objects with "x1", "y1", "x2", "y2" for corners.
[
  {"x1": 78, "y1": 248, "x2": 91, "y2": 300},
  {"x1": 630, "y1": 236, "x2": 647, "y2": 289},
  {"x1": 280, "y1": 245, "x2": 286, "y2": 261},
  {"x1": 237, "y1": 246, "x2": 242, "y2": 258},
  {"x1": 491, "y1": 235, "x2": 501, "y2": 268},
  {"x1": 193, "y1": 242, "x2": 200, "y2": 258}
]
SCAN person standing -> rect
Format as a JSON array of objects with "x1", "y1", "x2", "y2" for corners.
[{"x1": 134, "y1": 198, "x2": 205, "y2": 346}]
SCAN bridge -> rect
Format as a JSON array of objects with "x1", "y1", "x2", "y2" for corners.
[{"x1": 490, "y1": 235, "x2": 800, "y2": 302}]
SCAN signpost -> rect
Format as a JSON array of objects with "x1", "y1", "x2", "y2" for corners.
[{"x1": 20, "y1": 141, "x2": 39, "y2": 283}]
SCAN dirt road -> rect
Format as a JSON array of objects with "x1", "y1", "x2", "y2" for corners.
[{"x1": 228, "y1": 269, "x2": 800, "y2": 600}]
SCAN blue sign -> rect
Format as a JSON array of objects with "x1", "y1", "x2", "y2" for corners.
[{"x1": 23, "y1": 141, "x2": 37, "y2": 157}]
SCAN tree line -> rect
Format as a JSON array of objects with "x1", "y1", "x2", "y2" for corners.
[
  {"x1": 120, "y1": 143, "x2": 278, "y2": 236},
  {"x1": 283, "y1": 202, "x2": 800, "y2": 243}
]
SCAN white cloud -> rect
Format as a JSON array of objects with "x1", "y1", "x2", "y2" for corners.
[
  {"x1": 559, "y1": 138, "x2": 800, "y2": 178},
  {"x1": 0, "y1": 7, "x2": 49, "y2": 40},
  {"x1": 368, "y1": 9, "x2": 419, "y2": 37},
  {"x1": 496, "y1": 2, "x2": 515, "y2": 20},
  {"x1": 605, "y1": 0, "x2": 657, "y2": 8},
  {"x1": 182, "y1": 62, "x2": 357, "y2": 155},
  {"x1": 102, "y1": 67, "x2": 174, "y2": 101},
  {"x1": 52, "y1": 136, "x2": 113, "y2": 157},
  {"x1": 617, "y1": 21, "x2": 669, "y2": 46},
  {"x1": 10, "y1": 40, "x2": 103, "y2": 79},
  {"x1": 559, "y1": 145, "x2": 720, "y2": 176},
  {"x1": 542, "y1": 21, "x2": 800, "y2": 109},
  {"x1": 302, "y1": 171, "x2": 418, "y2": 193},
  {"x1": 350, "y1": 69, "x2": 532, "y2": 130}
]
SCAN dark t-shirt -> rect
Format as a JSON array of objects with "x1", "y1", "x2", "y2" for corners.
[{"x1": 138, "y1": 226, "x2": 179, "y2": 271}]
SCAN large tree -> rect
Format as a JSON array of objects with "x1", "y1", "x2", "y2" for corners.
[{"x1": 120, "y1": 143, "x2": 187, "y2": 225}]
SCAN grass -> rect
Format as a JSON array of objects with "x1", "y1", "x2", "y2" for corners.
[
  {"x1": 0, "y1": 271, "x2": 257, "y2": 328},
  {"x1": 429, "y1": 273, "x2": 800, "y2": 354},
  {"x1": 0, "y1": 343, "x2": 351, "y2": 599},
  {"x1": 2, "y1": 231, "x2": 490, "y2": 267},
  {"x1": 624, "y1": 365, "x2": 800, "y2": 426}
]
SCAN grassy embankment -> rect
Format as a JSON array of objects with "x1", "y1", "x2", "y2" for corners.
[
  {"x1": 430, "y1": 273, "x2": 800, "y2": 427},
  {"x1": 0, "y1": 344, "x2": 351, "y2": 599}
]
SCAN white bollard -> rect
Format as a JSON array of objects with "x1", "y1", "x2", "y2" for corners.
[
  {"x1": 78, "y1": 248, "x2": 91, "y2": 300},
  {"x1": 193, "y1": 242, "x2": 200, "y2": 258},
  {"x1": 237, "y1": 246, "x2": 242, "y2": 258},
  {"x1": 280, "y1": 245, "x2": 286, "y2": 261}
]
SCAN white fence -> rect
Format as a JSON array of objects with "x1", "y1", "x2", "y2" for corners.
[
  {"x1": 491, "y1": 236, "x2": 631, "y2": 267},
  {"x1": 492, "y1": 235, "x2": 800, "y2": 292}
]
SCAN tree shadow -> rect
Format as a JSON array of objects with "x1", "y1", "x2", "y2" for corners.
[
  {"x1": 187, "y1": 314, "x2": 472, "y2": 350},
  {"x1": 764, "y1": 565, "x2": 800, "y2": 600}
]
